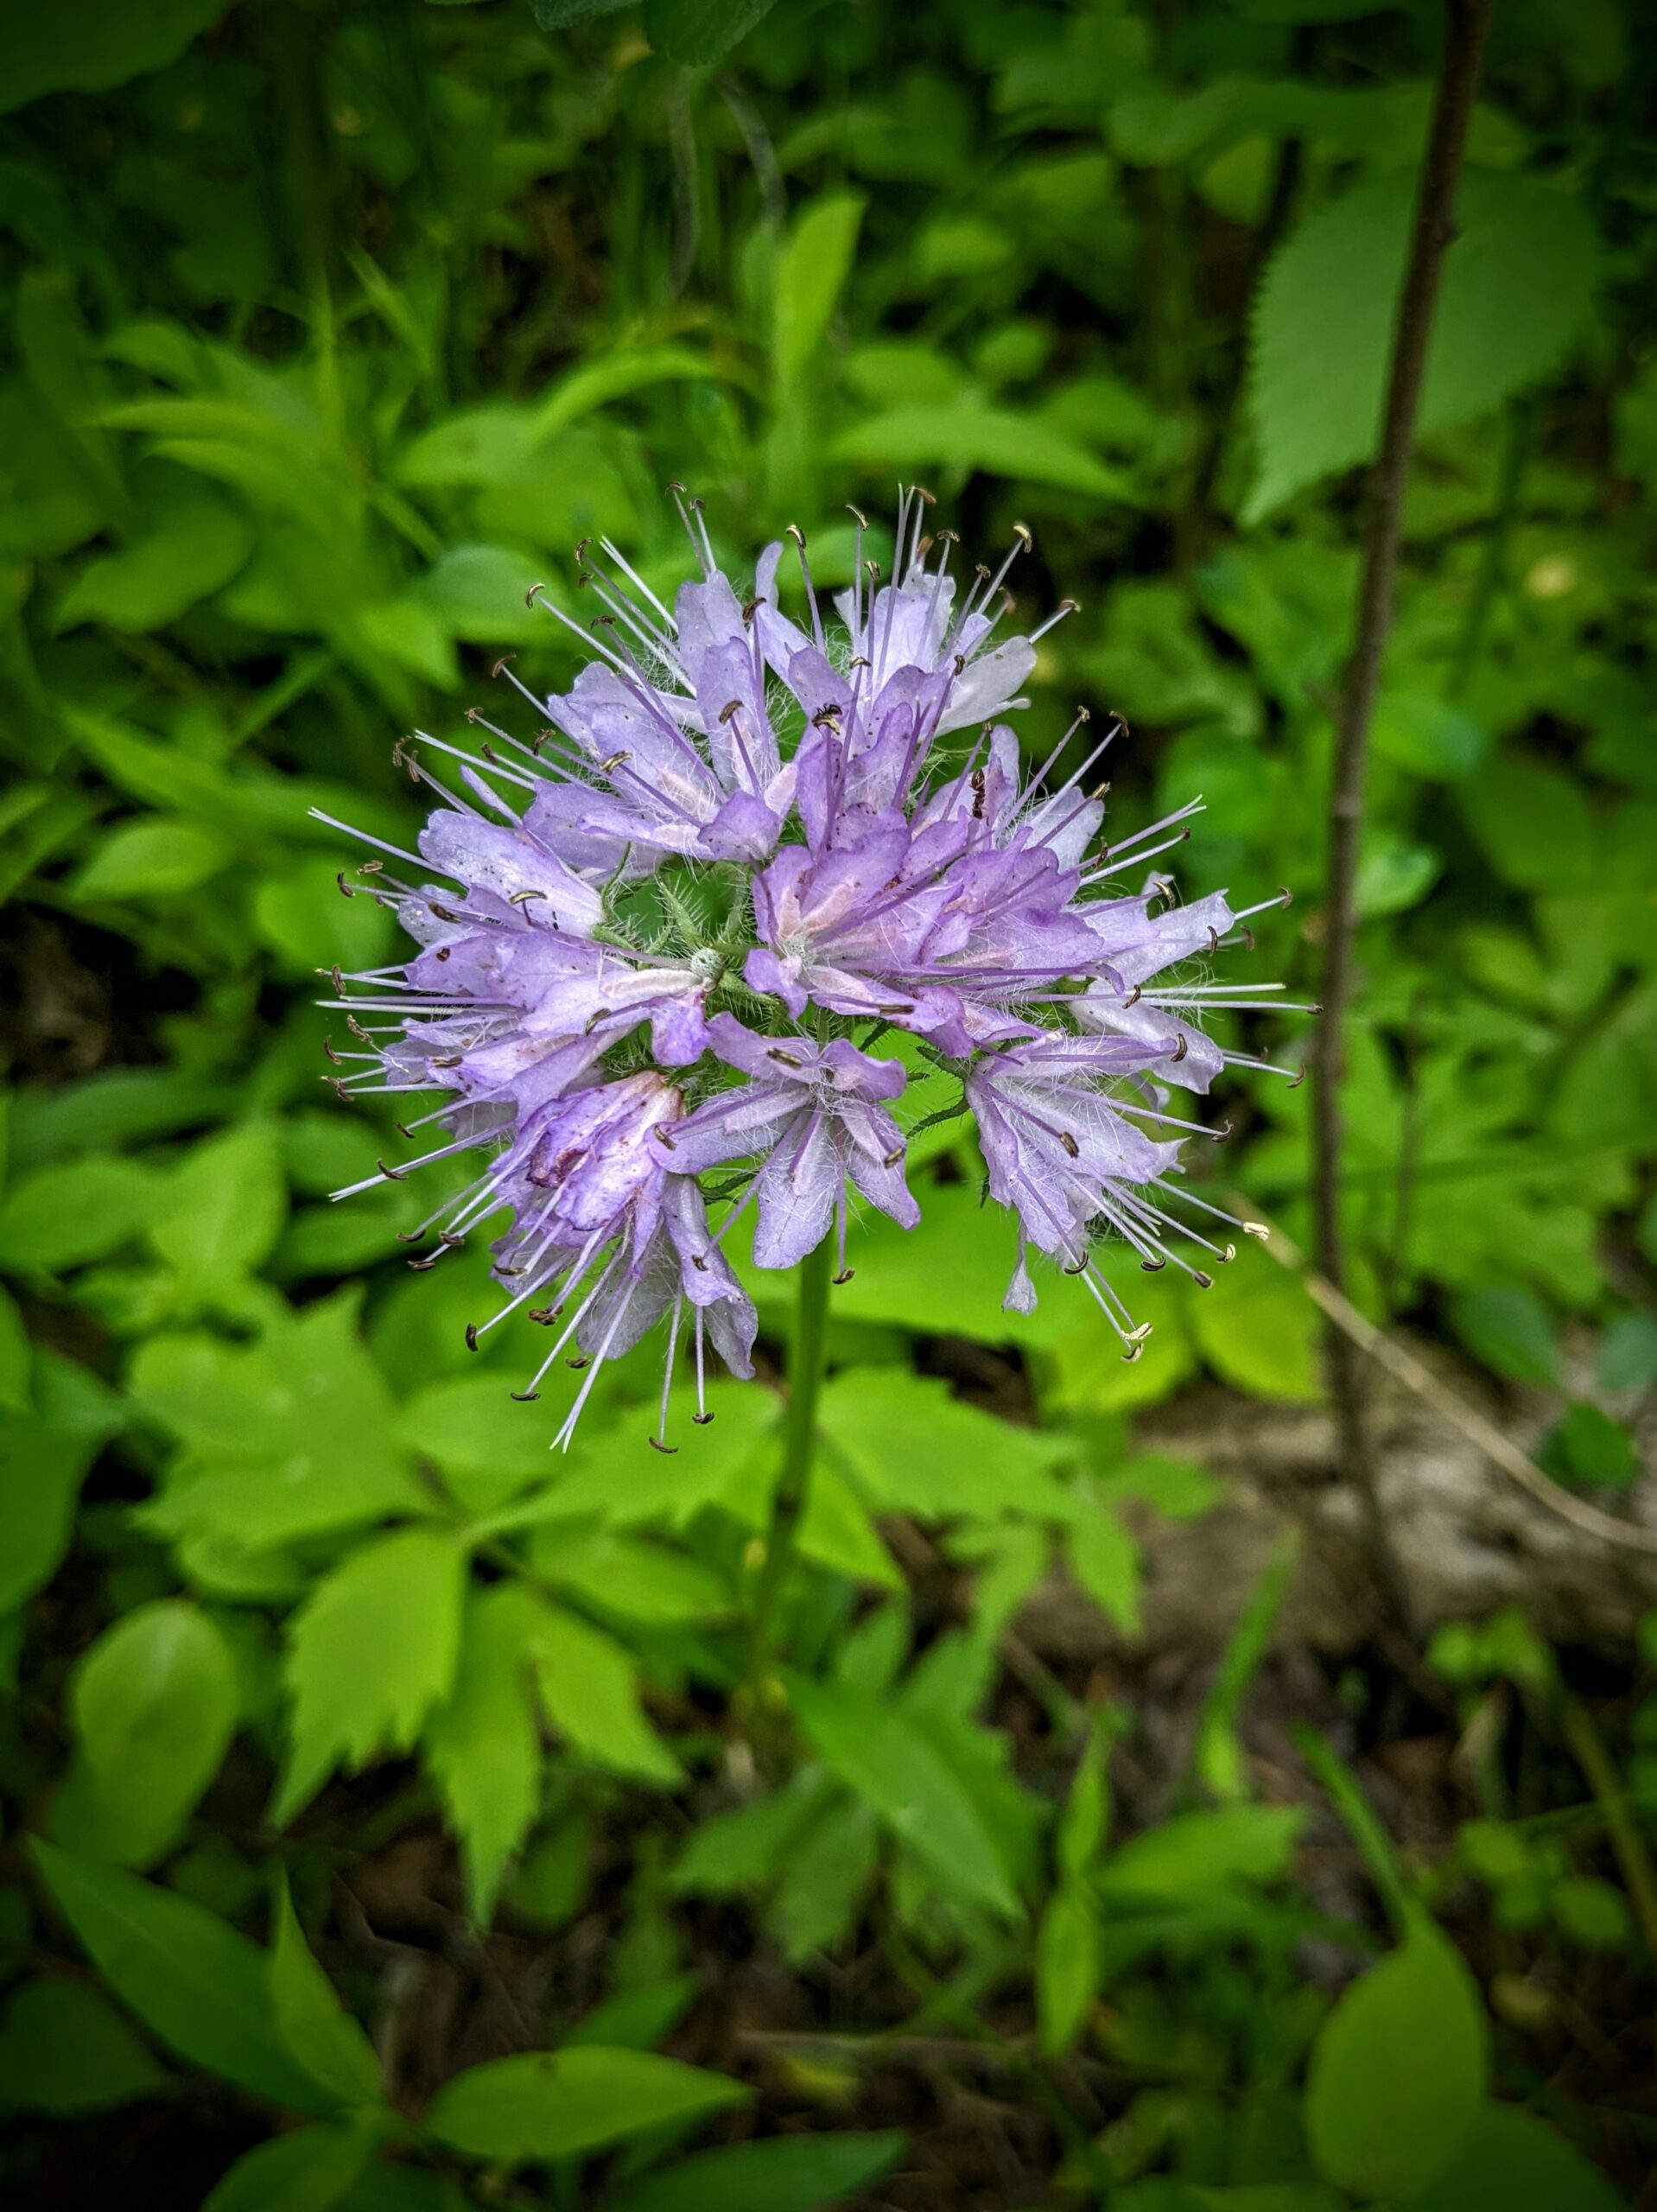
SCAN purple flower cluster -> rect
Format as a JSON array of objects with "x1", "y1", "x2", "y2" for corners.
[{"x1": 320, "y1": 493, "x2": 1304, "y2": 1447}]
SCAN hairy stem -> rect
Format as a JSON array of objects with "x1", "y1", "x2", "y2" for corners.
[
  {"x1": 1309, "y1": 0, "x2": 1493, "y2": 1633},
  {"x1": 746, "y1": 1233, "x2": 835, "y2": 1703}
]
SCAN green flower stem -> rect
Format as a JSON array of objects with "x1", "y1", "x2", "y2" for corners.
[{"x1": 745, "y1": 1232, "x2": 835, "y2": 1707}]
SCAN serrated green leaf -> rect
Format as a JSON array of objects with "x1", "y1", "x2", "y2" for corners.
[
  {"x1": 1246, "y1": 170, "x2": 1602, "y2": 520},
  {"x1": 274, "y1": 1528, "x2": 466, "y2": 1825},
  {"x1": 787, "y1": 1675, "x2": 1019, "y2": 1919},
  {"x1": 528, "y1": 1598, "x2": 680, "y2": 1784},
  {"x1": 149, "y1": 1123, "x2": 287, "y2": 1288},
  {"x1": 425, "y1": 1585, "x2": 544, "y2": 1923}
]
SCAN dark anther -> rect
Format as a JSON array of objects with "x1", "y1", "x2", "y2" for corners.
[
  {"x1": 1287, "y1": 1065, "x2": 1307, "y2": 1090},
  {"x1": 1011, "y1": 521, "x2": 1032, "y2": 548},
  {"x1": 768, "y1": 1047, "x2": 804, "y2": 1068},
  {"x1": 347, "y1": 1015, "x2": 371, "y2": 1039},
  {"x1": 396, "y1": 1122, "x2": 416, "y2": 1141},
  {"x1": 1170, "y1": 1034, "x2": 1188, "y2": 1065},
  {"x1": 601, "y1": 750, "x2": 632, "y2": 772},
  {"x1": 439, "y1": 1231, "x2": 467, "y2": 1248},
  {"x1": 1207, "y1": 928, "x2": 1219, "y2": 952},
  {"x1": 1278, "y1": 886, "x2": 1293, "y2": 906},
  {"x1": 480, "y1": 742, "x2": 498, "y2": 763},
  {"x1": 1240, "y1": 927, "x2": 1255, "y2": 951},
  {"x1": 330, "y1": 966, "x2": 346, "y2": 994},
  {"x1": 719, "y1": 699, "x2": 741, "y2": 723},
  {"x1": 1124, "y1": 985, "x2": 1142, "y2": 1007},
  {"x1": 511, "y1": 1389, "x2": 542, "y2": 1402},
  {"x1": 1192, "y1": 1270, "x2": 1214, "y2": 1289},
  {"x1": 846, "y1": 503, "x2": 868, "y2": 528},
  {"x1": 740, "y1": 594, "x2": 762, "y2": 623},
  {"x1": 359, "y1": 858, "x2": 384, "y2": 875},
  {"x1": 396, "y1": 1227, "x2": 427, "y2": 1244},
  {"x1": 336, "y1": 873, "x2": 354, "y2": 899},
  {"x1": 323, "y1": 1034, "x2": 341, "y2": 1064},
  {"x1": 1121, "y1": 1342, "x2": 1143, "y2": 1364},
  {"x1": 407, "y1": 1254, "x2": 441, "y2": 1271},
  {"x1": 1140, "y1": 1255, "x2": 1166, "y2": 1272},
  {"x1": 567, "y1": 1356, "x2": 590, "y2": 1371},
  {"x1": 327, "y1": 1077, "x2": 351, "y2": 1102},
  {"x1": 692, "y1": 1412, "x2": 715, "y2": 1426},
  {"x1": 524, "y1": 580, "x2": 546, "y2": 607},
  {"x1": 1059, "y1": 1131, "x2": 1079, "y2": 1159},
  {"x1": 1211, "y1": 1121, "x2": 1233, "y2": 1141},
  {"x1": 433, "y1": 1052, "x2": 463, "y2": 1068},
  {"x1": 691, "y1": 1254, "x2": 708, "y2": 1272},
  {"x1": 510, "y1": 888, "x2": 546, "y2": 906},
  {"x1": 664, "y1": 479, "x2": 687, "y2": 494},
  {"x1": 883, "y1": 1145, "x2": 905, "y2": 1167},
  {"x1": 378, "y1": 1157, "x2": 406, "y2": 1182},
  {"x1": 786, "y1": 522, "x2": 806, "y2": 547},
  {"x1": 465, "y1": 705, "x2": 482, "y2": 723},
  {"x1": 834, "y1": 1268, "x2": 856, "y2": 1286},
  {"x1": 464, "y1": 1324, "x2": 479, "y2": 1351},
  {"x1": 435, "y1": 947, "x2": 452, "y2": 963},
  {"x1": 648, "y1": 1437, "x2": 678, "y2": 1455},
  {"x1": 491, "y1": 655, "x2": 514, "y2": 678}
]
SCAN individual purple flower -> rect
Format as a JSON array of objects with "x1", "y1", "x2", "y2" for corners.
[
  {"x1": 317, "y1": 488, "x2": 1306, "y2": 1443},
  {"x1": 653, "y1": 1013, "x2": 918, "y2": 1274}
]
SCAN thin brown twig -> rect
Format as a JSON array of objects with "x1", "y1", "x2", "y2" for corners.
[
  {"x1": 1241, "y1": 1205, "x2": 1657, "y2": 1560},
  {"x1": 1309, "y1": 0, "x2": 1495, "y2": 1629}
]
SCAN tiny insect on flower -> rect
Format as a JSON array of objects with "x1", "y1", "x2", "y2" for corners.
[{"x1": 315, "y1": 490, "x2": 1311, "y2": 1445}]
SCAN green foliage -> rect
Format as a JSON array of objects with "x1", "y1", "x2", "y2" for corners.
[
  {"x1": 3, "y1": 0, "x2": 1654, "y2": 2202},
  {"x1": 1303, "y1": 1920, "x2": 1485, "y2": 2198}
]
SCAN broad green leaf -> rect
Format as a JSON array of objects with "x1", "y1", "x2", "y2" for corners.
[
  {"x1": 29, "y1": 1840, "x2": 333, "y2": 2114},
  {"x1": 415, "y1": 543, "x2": 547, "y2": 645},
  {"x1": 69, "y1": 817, "x2": 232, "y2": 902},
  {"x1": 528, "y1": 1599, "x2": 680, "y2": 1784},
  {"x1": 563, "y1": 1972, "x2": 699, "y2": 2053},
  {"x1": 1304, "y1": 1920, "x2": 1485, "y2": 2198},
  {"x1": 8, "y1": 1068, "x2": 232, "y2": 1170},
  {"x1": 0, "y1": 0, "x2": 232, "y2": 115},
  {"x1": 424, "y1": 2046, "x2": 747, "y2": 2163},
  {"x1": 1037, "y1": 1880, "x2": 1099, "y2": 2056},
  {"x1": 57, "y1": 486, "x2": 251, "y2": 632},
  {"x1": 608, "y1": 2129, "x2": 907, "y2": 2212},
  {"x1": 1461, "y1": 757, "x2": 1597, "y2": 892},
  {"x1": 0, "y1": 1287, "x2": 29, "y2": 1410},
  {"x1": 0, "y1": 1975, "x2": 168, "y2": 2114},
  {"x1": 270, "y1": 1883, "x2": 384, "y2": 2109},
  {"x1": 1401, "y1": 2101, "x2": 1628, "y2": 2212},
  {"x1": 642, "y1": 0, "x2": 778, "y2": 67},
  {"x1": 149, "y1": 1123, "x2": 287, "y2": 1288},
  {"x1": 201, "y1": 2122, "x2": 383, "y2": 2212},
  {"x1": 425, "y1": 1585, "x2": 544, "y2": 1922},
  {"x1": 1246, "y1": 170, "x2": 1601, "y2": 520},
  {"x1": 54, "y1": 1599, "x2": 238, "y2": 1867},
  {"x1": 0, "y1": 1155, "x2": 160, "y2": 1272},
  {"x1": 1188, "y1": 1255, "x2": 1322, "y2": 1403},
  {"x1": 774, "y1": 195, "x2": 865, "y2": 390},
  {"x1": 833, "y1": 404, "x2": 1134, "y2": 500},
  {"x1": 1097, "y1": 1807, "x2": 1304, "y2": 1904},
  {"x1": 275, "y1": 1529, "x2": 466, "y2": 1824},
  {"x1": 0, "y1": 1410, "x2": 98, "y2": 1611},
  {"x1": 821, "y1": 1367, "x2": 1072, "y2": 1522},
  {"x1": 787, "y1": 1675, "x2": 1019, "y2": 1919},
  {"x1": 1449, "y1": 1286, "x2": 1559, "y2": 1386}
]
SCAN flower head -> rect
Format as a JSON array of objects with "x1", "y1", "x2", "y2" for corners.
[{"x1": 319, "y1": 491, "x2": 1306, "y2": 1445}]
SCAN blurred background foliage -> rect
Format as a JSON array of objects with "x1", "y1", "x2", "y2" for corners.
[{"x1": 2, "y1": 0, "x2": 1656, "y2": 2205}]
